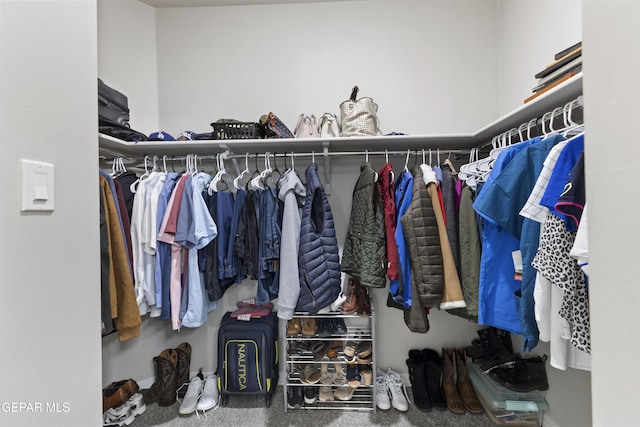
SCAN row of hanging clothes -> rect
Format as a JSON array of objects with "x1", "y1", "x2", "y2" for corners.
[
  {"x1": 339, "y1": 148, "x2": 483, "y2": 336},
  {"x1": 458, "y1": 96, "x2": 589, "y2": 372},
  {"x1": 99, "y1": 150, "x2": 336, "y2": 339}
]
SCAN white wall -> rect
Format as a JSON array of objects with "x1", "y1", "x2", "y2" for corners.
[
  {"x1": 98, "y1": 0, "x2": 160, "y2": 133},
  {"x1": 583, "y1": 2, "x2": 640, "y2": 426},
  {"x1": 154, "y1": 0, "x2": 501, "y2": 137},
  {"x1": 498, "y1": 0, "x2": 583, "y2": 114},
  {"x1": 0, "y1": 1, "x2": 101, "y2": 426},
  {"x1": 100, "y1": 0, "x2": 502, "y2": 386}
]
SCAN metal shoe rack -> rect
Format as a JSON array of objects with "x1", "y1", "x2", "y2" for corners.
[{"x1": 283, "y1": 297, "x2": 376, "y2": 412}]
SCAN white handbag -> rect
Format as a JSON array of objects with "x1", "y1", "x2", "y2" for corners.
[
  {"x1": 339, "y1": 86, "x2": 380, "y2": 136},
  {"x1": 318, "y1": 113, "x2": 340, "y2": 138},
  {"x1": 293, "y1": 114, "x2": 319, "y2": 138}
]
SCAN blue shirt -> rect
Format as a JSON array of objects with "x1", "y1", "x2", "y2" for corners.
[
  {"x1": 540, "y1": 134, "x2": 584, "y2": 221},
  {"x1": 473, "y1": 137, "x2": 540, "y2": 334},
  {"x1": 475, "y1": 134, "x2": 565, "y2": 351}
]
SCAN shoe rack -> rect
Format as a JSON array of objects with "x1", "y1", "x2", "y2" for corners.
[{"x1": 284, "y1": 297, "x2": 376, "y2": 412}]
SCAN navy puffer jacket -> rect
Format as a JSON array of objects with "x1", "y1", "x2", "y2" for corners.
[{"x1": 296, "y1": 163, "x2": 341, "y2": 313}]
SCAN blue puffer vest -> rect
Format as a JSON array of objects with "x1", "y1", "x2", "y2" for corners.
[{"x1": 296, "y1": 163, "x2": 341, "y2": 313}]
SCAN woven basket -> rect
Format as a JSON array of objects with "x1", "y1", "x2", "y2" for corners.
[{"x1": 210, "y1": 121, "x2": 265, "y2": 140}]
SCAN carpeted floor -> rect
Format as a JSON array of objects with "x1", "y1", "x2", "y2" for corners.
[{"x1": 131, "y1": 386, "x2": 504, "y2": 427}]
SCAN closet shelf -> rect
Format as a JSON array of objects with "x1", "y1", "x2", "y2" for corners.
[{"x1": 99, "y1": 73, "x2": 582, "y2": 157}]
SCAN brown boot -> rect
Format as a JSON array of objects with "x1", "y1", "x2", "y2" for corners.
[
  {"x1": 356, "y1": 283, "x2": 371, "y2": 317},
  {"x1": 175, "y1": 342, "x2": 191, "y2": 399},
  {"x1": 455, "y1": 348, "x2": 483, "y2": 414},
  {"x1": 140, "y1": 349, "x2": 178, "y2": 407},
  {"x1": 340, "y1": 279, "x2": 358, "y2": 315},
  {"x1": 442, "y1": 348, "x2": 465, "y2": 414}
]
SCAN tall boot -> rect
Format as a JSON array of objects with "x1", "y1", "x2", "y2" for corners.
[
  {"x1": 455, "y1": 348, "x2": 483, "y2": 414},
  {"x1": 421, "y1": 348, "x2": 446, "y2": 410},
  {"x1": 441, "y1": 348, "x2": 465, "y2": 414},
  {"x1": 140, "y1": 349, "x2": 178, "y2": 407},
  {"x1": 406, "y1": 350, "x2": 431, "y2": 412},
  {"x1": 356, "y1": 284, "x2": 371, "y2": 317},
  {"x1": 340, "y1": 279, "x2": 358, "y2": 315},
  {"x1": 175, "y1": 342, "x2": 192, "y2": 399}
]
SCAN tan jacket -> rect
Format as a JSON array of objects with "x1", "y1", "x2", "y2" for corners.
[{"x1": 100, "y1": 176, "x2": 141, "y2": 341}]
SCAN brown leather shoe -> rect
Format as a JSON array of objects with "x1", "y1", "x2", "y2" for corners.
[
  {"x1": 356, "y1": 284, "x2": 371, "y2": 317},
  {"x1": 301, "y1": 318, "x2": 317, "y2": 337},
  {"x1": 287, "y1": 318, "x2": 302, "y2": 336},
  {"x1": 103, "y1": 379, "x2": 139, "y2": 412},
  {"x1": 340, "y1": 279, "x2": 358, "y2": 315}
]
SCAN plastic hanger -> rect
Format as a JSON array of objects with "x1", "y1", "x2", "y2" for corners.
[
  {"x1": 443, "y1": 152, "x2": 457, "y2": 175},
  {"x1": 562, "y1": 98, "x2": 584, "y2": 137},
  {"x1": 403, "y1": 149, "x2": 411, "y2": 172},
  {"x1": 385, "y1": 150, "x2": 394, "y2": 182},
  {"x1": 233, "y1": 153, "x2": 250, "y2": 190},
  {"x1": 129, "y1": 155, "x2": 150, "y2": 193}
]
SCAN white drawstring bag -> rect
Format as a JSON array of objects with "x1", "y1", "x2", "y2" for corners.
[
  {"x1": 318, "y1": 113, "x2": 340, "y2": 138},
  {"x1": 293, "y1": 114, "x2": 320, "y2": 138}
]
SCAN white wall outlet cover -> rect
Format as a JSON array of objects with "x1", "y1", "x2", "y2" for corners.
[{"x1": 21, "y1": 159, "x2": 55, "y2": 212}]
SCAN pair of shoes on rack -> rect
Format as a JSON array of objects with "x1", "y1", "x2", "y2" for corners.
[
  {"x1": 287, "y1": 386, "x2": 304, "y2": 409},
  {"x1": 340, "y1": 278, "x2": 372, "y2": 317},
  {"x1": 342, "y1": 341, "x2": 372, "y2": 364},
  {"x1": 103, "y1": 392, "x2": 146, "y2": 427},
  {"x1": 375, "y1": 368, "x2": 409, "y2": 412},
  {"x1": 316, "y1": 318, "x2": 347, "y2": 337},
  {"x1": 178, "y1": 372, "x2": 219, "y2": 415}
]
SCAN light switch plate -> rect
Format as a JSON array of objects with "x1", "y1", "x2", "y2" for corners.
[{"x1": 21, "y1": 159, "x2": 54, "y2": 212}]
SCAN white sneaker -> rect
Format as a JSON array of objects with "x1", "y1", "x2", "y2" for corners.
[
  {"x1": 179, "y1": 377, "x2": 203, "y2": 415},
  {"x1": 375, "y1": 368, "x2": 391, "y2": 410},
  {"x1": 196, "y1": 374, "x2": 219, "y2": 412},
  {"x1": 103, "y1": 405, "x2": 134, "y2": 426},
  {"x1": 124, "y1": 393, "x2": 146, "y2": 416},
  {"x1": 386, "y1": 368, "x2": 409, "y2": 411}
]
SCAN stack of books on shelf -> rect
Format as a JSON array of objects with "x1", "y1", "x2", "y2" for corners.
[{"x1": 525, "y1": 41, "x2": 582, "y2": 103}]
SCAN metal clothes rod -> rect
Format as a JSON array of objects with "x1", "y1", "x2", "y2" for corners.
[{"x1": 100, "y1": 149, "x2": 473, "y2": 164}]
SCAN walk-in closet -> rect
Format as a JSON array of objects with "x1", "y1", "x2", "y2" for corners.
[{"x1": 2, "y1": 1, "x2": 638, "y2": 426}]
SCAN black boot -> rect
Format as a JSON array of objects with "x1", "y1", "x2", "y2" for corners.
[
  {"x1": 422, "y1": 349, "x2": 447, "y2": 410},
  {"x1": 406, "y1": 350, "x2": 431, "y2": 412},
  {"x1": 489, "y1": 355, "x2": 549, "y2": 392},
  {"x1": 466, "y1": 327, "x2": 518, "y2": 371}
]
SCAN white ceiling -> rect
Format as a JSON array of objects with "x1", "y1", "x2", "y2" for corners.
[{"x1": 138, "y1": 0, "x2": 357, "y2": 8}]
